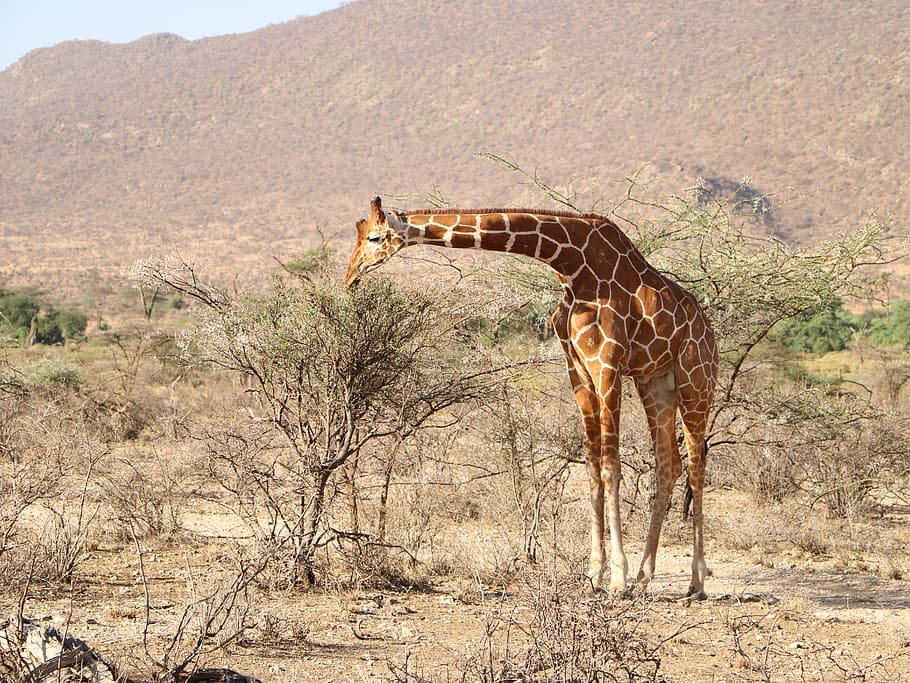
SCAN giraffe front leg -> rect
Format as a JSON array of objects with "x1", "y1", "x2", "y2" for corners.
[
  {"x1": 584, "y1": 444, "x2": 607, "y2": 590},
  {"x1": 595, "y1": 372, "x2": 628, "y2": 595},
  {"x1": 581, "y1": 391, "x2": 628, "y2": 594},
  {"x1": 601, "y1": 428, "x2": 628, "y2": 594},
  {"x1": 584, "y1": 434, "x2": 627, "y2": 594},
  {"x1": 572, "y1": 384, "x2": 614, "y2": 591},
  {"x1": 578, "y1": 407, "x2": 608, "y2": 590},
  {"x1": 557, "y1": 318, "x2": 609, "y2": 591},
  {"x1": 557, "y1": 308, "x2": 626, "y2": 593}
]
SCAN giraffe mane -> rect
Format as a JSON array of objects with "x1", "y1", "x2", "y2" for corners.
[{"x1": 404, "y1": 207, "x2": 611, "y2": 223}]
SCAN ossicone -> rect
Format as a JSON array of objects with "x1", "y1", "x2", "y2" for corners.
[{"x1": 370, "y1": 196, "x2": 385, "y2": 222}]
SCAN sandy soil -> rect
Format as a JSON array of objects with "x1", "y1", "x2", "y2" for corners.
[{"x1": 6, "y1": 528, "x2": 908, "y2": 683}]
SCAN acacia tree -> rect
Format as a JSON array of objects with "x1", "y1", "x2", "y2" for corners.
[
  {"x1": 134, "y1": 258, "x2": 502, "y2": 584},
  {"x1": 616, "y1": 177, "x2": 898, "y2": 434},
  {"x1": 476, "y1": 153, "x2": 908, "y2": 515}
]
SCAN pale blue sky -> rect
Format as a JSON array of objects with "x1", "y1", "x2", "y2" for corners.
[{"x1": 1, "y1": 0, "x2": 347, "y2": 71}]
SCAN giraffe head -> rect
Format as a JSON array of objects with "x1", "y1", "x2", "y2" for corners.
[{"x1": 345, "y1": 196, "x2": 406, "y2": 287}]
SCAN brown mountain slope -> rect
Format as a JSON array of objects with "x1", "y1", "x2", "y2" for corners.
[{"x1": 1, "y1": 0, "x2": 908, "y2": 289}]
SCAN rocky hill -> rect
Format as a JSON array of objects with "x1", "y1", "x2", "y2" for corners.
[{"x1": 1, "y1": 0, "x2": 908, "y2": 289}]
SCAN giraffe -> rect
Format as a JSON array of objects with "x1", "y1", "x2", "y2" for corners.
[{"x1": 346, "y1": 197, "x2": 718, "y2": 598}]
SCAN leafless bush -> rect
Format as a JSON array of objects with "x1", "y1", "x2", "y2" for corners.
[
  {"x1": 254, "y1": 609, "x2": 310, "y2": 647},
  {"x1": 865, "y1": 349, "x2": 910, "y2": 411},
  {"x1": 205, "y1": 417, "x2": 448, "y2": 591},
  {"x1": 785, "y1": 525, "x2": 833, "y2": 557},
  {"x1": 335, "y1": 543, "x2": 423, "y2": 590},
  {"x1": 100, "y1": 454, "x2": 193, "y2": 540},
  {"x1": 486, "y1": 387, "x2": 578, "y2": 566},
  {"x1": 81, "y1": 330, "x2": 181, "y2": 442},
  {"x1": 0, "y1": 360, "x2": 27, "y2": 460},
  {"x1": 0, "y1": 462, "x2": 55, "y2": 585},
  {"x1": 39, "y1": 510, "x2": 95, "y2": 586},
  {"x1": 341, "y1": 426, "x2": 484, "y2": 584},
  {"x1": 202, "y1": 421, "x2": 318, "y2": 590},
  {"x1": 0, "y1": 363, "x2": 119, "y2": 588},
  {"x1": 81, "y1": 392, "x2": 158, "y2": 443},
  {"x1": 37, "y1": 458, "x2": 102, "y2": 585},
  {"x1": 389, "y1": 573, "x2": 686, "y2": 682},
  {"x1": 0, "y1": 360, "x2": 25, "y2": 396},
  {"x1": 707, "y1": 366, "x2": 910, "y2": 523},
  {"x1": 748, "y1": 446, "x2": 801, "y2": 505},
  {"x1": 504, "y1": 590, "x2": 665, "y2": 681},
  {"x1": 0, "y1": 376, "x2": 62, "y2": 585},
  {"x1": 724, "y1": 600, "x2": 910, "y2": 681},
  {"x1": 133, "y1": 533, "x2": 264, "y2": 683},
  {"x1": 1, "y1": 374, "x2": 115, "y2": 485}
]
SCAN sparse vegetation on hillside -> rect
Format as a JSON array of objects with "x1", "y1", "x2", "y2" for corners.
[{"x1": 2, "y1": 0, "x2": 909, "y2": 293}]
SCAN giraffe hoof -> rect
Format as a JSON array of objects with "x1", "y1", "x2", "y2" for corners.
[
  {"x1": 605, "y1": 582, "x2": 633, "y2": 599},
  {"x1": 587, "y1": 577, "x2": 631, "y2": 598},
  {"x1": 677, "y1": 590, "x2": 707, "y2": 604},
  {"x1": 633, "y1": 574, "x2": 652, "y2": 594}
]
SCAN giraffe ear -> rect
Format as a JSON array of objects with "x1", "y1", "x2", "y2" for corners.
[{"x1": 370, "y1": 196, "x2": 386, "y2": 224}]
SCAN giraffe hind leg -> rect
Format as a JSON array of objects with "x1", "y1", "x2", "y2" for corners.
[
  {"x1": 633, "y1": 372, "x2": 681, "y2": 590},
  {"x1": 675, "y1": 338, "x2": 716, "y2": 600},
  {"x1": 681, "y1": 438, "x2": 707, "y2": 520},
  {"x1": 680, "y1": 419, "x2": 709, "y2": 600}
]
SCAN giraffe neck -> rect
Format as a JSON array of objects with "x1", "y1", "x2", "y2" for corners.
[{"x1": 401, "y1": 209, "x2": 632, "y2": 281}]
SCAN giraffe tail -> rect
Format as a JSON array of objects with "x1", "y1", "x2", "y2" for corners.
[
  {"x1": 682, "y1": 438, "x2": 709, "y2": 520},
  {"x1": 683, "y1": 480, "x2": 693, "y2": 519}
]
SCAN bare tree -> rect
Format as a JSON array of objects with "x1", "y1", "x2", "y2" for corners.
[{"x1": 137, "y1": 284, "x2": 161, "y2": 322}]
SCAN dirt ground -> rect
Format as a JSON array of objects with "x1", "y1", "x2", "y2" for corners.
[
  {"x1": 230, "y1": 548, "x2": 910, "y2": 682},
  {"x1": 6, "y1": 492, "x2": 909, "y2": 683}
]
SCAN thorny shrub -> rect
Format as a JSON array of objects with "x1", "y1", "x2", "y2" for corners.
[
  {"x1": 134, "y1": 259, "x2": 511, "y2": 587},
  {"x1": 388, "y1": 573, "x2": 688, "y2": 683}
]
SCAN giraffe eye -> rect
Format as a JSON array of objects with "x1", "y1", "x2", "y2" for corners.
[{"x1": 367, "y1": 235, "x2": 382, "y2": 243}]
